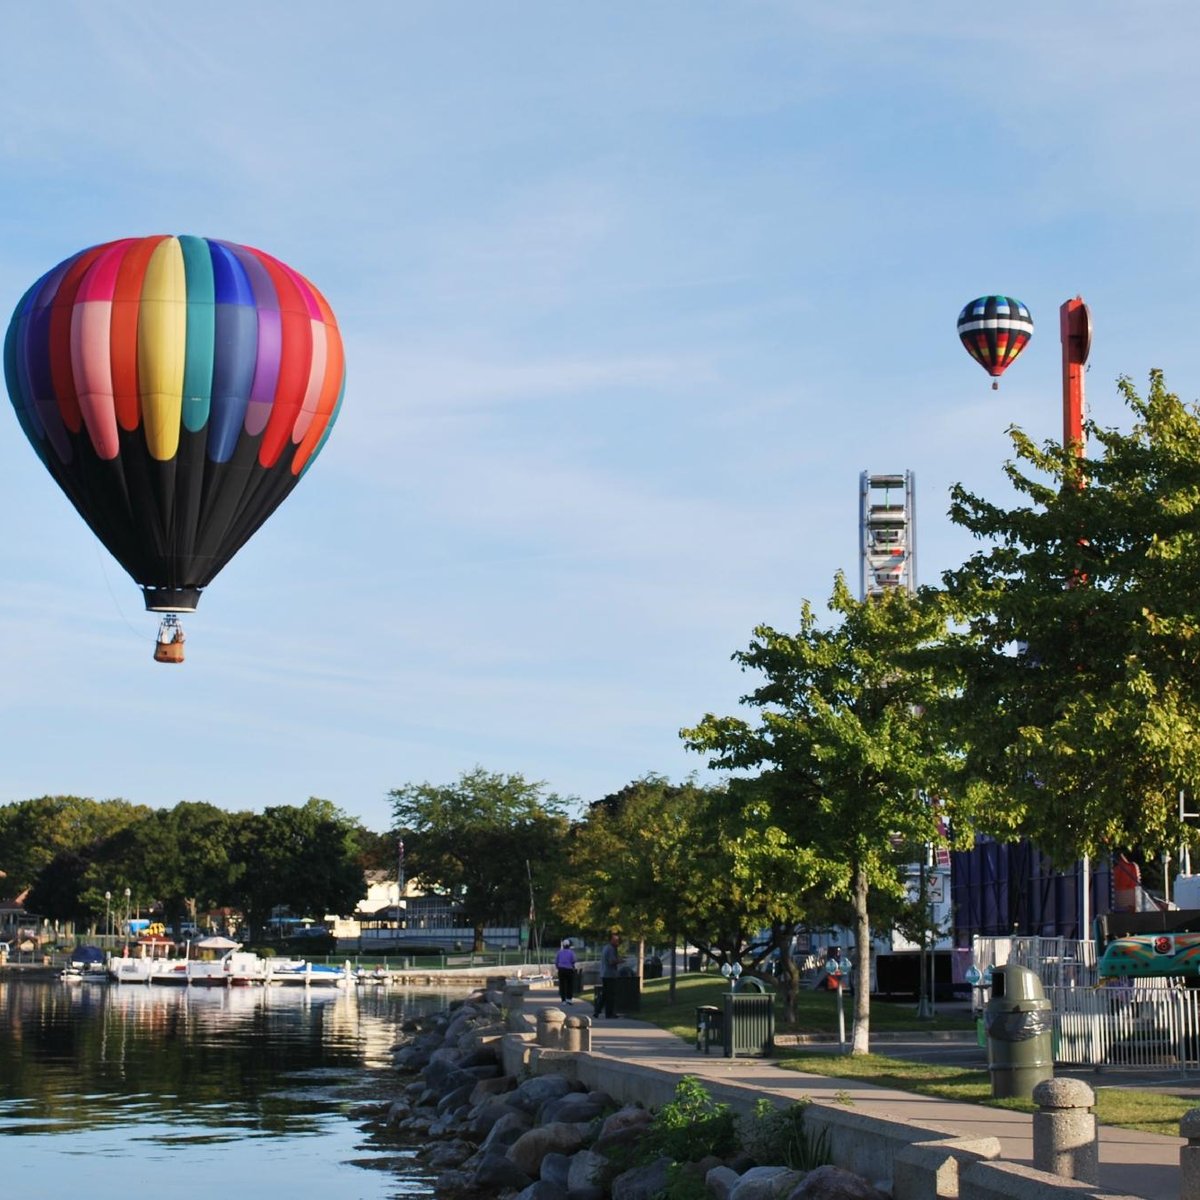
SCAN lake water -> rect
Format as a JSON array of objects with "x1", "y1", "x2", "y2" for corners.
[{"x1": 0, "y1": 976, "x2": 452, "y2": 1200}]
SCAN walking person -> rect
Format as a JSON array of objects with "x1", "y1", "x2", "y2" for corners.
[
  {"x1": 600, "y1": 931, "x2": 622, "y2": 1018},
  {"x1": 555, "y1": 938, "x2": 577, "y2": 1004}
]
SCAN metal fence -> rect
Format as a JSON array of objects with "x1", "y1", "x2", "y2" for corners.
[
  {"x1": 1049, "y1": 983, "x2": 1200, "y2": 1071},
  {"x1": 973, "y1": 935, "x2": 1098, "y2": 988}
]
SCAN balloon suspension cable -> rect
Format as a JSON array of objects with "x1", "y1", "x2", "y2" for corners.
[{"x1": 153, "y1": 615, "x2": 186, "y2": 665}]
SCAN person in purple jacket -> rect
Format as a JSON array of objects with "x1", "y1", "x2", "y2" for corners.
[{"x1": 555, "y1": 938, "x2": 577, "y2": 1003}]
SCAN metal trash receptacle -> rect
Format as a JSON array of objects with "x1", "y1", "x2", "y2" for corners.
[
  {"x1": 722, "y1": 983, "x2": 775, "y2": 1058},
  {"x1": 985, "y1": 963, "x2": 1053, "y2": 1099}
]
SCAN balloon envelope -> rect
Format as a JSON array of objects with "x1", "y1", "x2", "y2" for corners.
[
  {"x1": 956, "y1": 295, "x2": 1033, "y2": 381},
  {"x1": 4, "y1": 235, "x2": 345, "y2": 611}
]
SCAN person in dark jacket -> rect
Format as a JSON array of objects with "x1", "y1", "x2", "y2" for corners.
[
  {"x1": 599, "y1": 931, "x2": 622, "y2": 1018},
  {"x1": 555, "y1": 939, "x2": 577, "y2": 1003}
]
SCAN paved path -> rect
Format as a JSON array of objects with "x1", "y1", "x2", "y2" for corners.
[{"x1": 522, "y1": 991, "x2": 1185, "y2": 1200}]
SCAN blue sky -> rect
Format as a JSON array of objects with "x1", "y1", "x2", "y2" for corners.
[{"x1": 3, "y1": 3, "x2": 1200, "y2": 833}]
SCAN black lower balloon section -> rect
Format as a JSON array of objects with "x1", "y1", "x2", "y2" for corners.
[
  {"x1": 142, "y1": 586, "x2": 202, "y2": 613},
  {"x1": 40, "y1": 425, "x2": 303, "y2": 604}
]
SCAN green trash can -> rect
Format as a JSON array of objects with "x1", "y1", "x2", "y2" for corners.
[
  {"x1": 985, "y1": 964, "x2": 1054, "y2": 1099},
  {"x1": 722, "y1": 985, "x2": 775, "y2": 1058}
]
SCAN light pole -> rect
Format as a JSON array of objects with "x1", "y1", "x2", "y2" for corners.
[
  {"x1": 123, "y1": 887, "x2": 131, "y2": 939},
  {"x1": 104, "y1": 891, "x2": 111, "y2": 941}
]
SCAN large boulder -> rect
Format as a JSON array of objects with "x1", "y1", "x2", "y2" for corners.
[
  {"x1": 593, "y1": 1105, "x2": 653, "y2": 1153},
  {"x1": 436, "y1": 1082, "x2": 476, "y2": 1115},
  {"x1": 514, "y1": 1182, "x2": 567, "y2": 1200},
  {"x1": 706, "y1": 1165, "x2": 743, "y2": 1200},
  {"x1": 424, "y1": 1139, "x2": 476, "y2": 1170},
  {"x1": 539, "y1": 1152, "x2": 573, "y2": 1189},
  {"x1": 458, "y1": 1045, "x2": 502, "y2": 1069},
  {"x1": 788, "y1": 1166, "x2": 889, "y2": 1200},
  {"x1": 470, "y1": 1075, "x2": 517, "y2": 1105},
  {"x1": 436, "y1": 1168, "x2": 472, "y2": 1194},
  {"x1": 508, "y1": 1074, "x2": 575, "y2": 1114},
  {"x1": 479, "y1": 1109, "x2": 534, "y2": 1154},
  {"x1": 539, "y1": 1090, "x2": 610, "y2": 1125},
  {"x1": 732, "y1": 1166, "x2": 804, "y2": 1200},
  {"x1": 506, "y1": 1122, "x2": 588, "y2": 1177},
  {"x1": 567, "y1": 1149, "x2": 616, "y2": 1192},
  {"x1": 472, "y1": 1152, "x2": 533, "y2": 1192},
  {"x1": 467, "y1": 1095, "x2": 525, "y2": 1138},
  {"x1": 611, "y1": 1156, "x2": 673, "y2": 1200}
]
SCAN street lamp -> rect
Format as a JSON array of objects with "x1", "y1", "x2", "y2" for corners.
[
  {"x1": 123, "y1": 887, "x2": 131, "y2": 939},
  {"x1": 104, "y1": 891, "x2": 111, "y2": 940}
]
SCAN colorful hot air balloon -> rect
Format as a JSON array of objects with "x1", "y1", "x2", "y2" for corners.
[
  {"x1": 4, "y1": 235, "x2": 345, "y2": 662},
  {"x1": 956, "y1": 295, "x2": 1033, "y2": 389}
]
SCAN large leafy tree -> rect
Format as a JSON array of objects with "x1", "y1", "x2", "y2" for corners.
[
  {"x1": 389, "y1": 767, "x2": 570, "y2": 951},
  {"x1": 0, "y1": 796, "x2": 148, "y2": 900},
  {"x1": 683, "y1": 575, "x2": 959, "y2": 1054},
  {"x1": 944, "y1": 371, "x2": 1200, "y2": 862},
  {"x1": 231, "y1": 798, "x2": 367, "y2": 935},
  {"x1": 98, "y1": 802, "x2": 242, "y2": 929},
  {"x1": 558, "y1": 775, "x2": 828, "y2": 1014}
]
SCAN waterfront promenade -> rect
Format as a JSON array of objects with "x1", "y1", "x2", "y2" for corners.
[{"x1": 519, "y1": 988, "x2": 1188, "y2": 1200}]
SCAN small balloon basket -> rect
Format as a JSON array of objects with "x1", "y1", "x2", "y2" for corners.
[{"x1": 153, "y1": 615, "x2": 186, "y2": 664}]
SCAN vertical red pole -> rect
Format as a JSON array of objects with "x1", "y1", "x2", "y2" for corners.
[
  {"x1": 1060, "y1": 296, "x2": 1093, "y2": 942},
  {"x1": 1060, "y1": 296, "x2": 1091, "y2": 456}
]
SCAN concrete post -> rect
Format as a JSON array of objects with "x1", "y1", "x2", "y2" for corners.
[
  {"x1": 504, "y1": 982, "x2": 534, "y2": 1033},
  {"x1": 1180, "y1": 1108, "x2": 1200, "y2": 1200},
  {"x1": 1032, "y1": 1078, "x2": 1098, "y2": 1184},
  {"x1": 538, "y1": 1006, "x2": 566, "y2": 1048},
  {"x1": 563, "y1": 1014, "x2": 591, "y2": 1052}
]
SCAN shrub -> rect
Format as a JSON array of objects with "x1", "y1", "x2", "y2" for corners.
[
  {"x1": 639, "y1": 1076, "x2": 740, "y2": 1164},
  {"x1": 741, "y1": 1098, "x2": 831, "y2": 1171}
]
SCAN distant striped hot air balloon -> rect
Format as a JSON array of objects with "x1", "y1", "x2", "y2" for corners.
[
  {"x1": 4, "y1": 235, "x2": 345, "y2": 661},
  {"x1": 956, "y1": 295, "x2": 1033, "y2": 389}
]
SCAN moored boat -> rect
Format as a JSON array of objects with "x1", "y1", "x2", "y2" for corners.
[
  {"x1": 267, "y1": 959, "x2": 352, "y2": 987},
  {"x1": 61, "y1": 945, "x2": 109, "y2": 983}
]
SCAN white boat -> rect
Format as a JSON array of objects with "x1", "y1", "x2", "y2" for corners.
[
  {"x1": 61, "y1": 945, "x2": 109, "y2": 983},
  {"x1": 109, "y1": 936, "x2": 267, "y2": 986},
  {"x1": 108, "y1": 937, "x2": 347, "y2": 987},
  {"x1": 267, "y1": 959, "x2": 352, "y2": 987}
]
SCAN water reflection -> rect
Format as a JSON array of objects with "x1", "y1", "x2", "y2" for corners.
[{"x1": 0, "y1": 979, "x2": 451, "y2": 1200}]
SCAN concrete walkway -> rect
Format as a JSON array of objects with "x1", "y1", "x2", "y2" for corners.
[{"x1": 522, "y1": 990, "x2": 1185, "y2": 1200}]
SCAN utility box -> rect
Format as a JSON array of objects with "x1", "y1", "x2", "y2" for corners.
[{"x1": 985, "y1": 963, "x2": 1054, "y2": 1098}]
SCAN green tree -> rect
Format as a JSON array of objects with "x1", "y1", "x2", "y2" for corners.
[
  {"x1": 683, "y1": 575, "x2": 959, "y2": 1054},
  {"x1": 97, "y1": 802, "x2": 241, "y2": 929},
  {"x1": 0, "y1": 796, "x2": 148, "y2": 900},
  {"x1": 231, "y1": 799, "x2": 366, "y2": 935},
  {"x1": 559, "y1": 774, "x2": 827, "y2": 1013},
  {"x1": 944, "y1": 370, "x2": 1200, "y2": 862},
  {"x1": 389, "y1": 767, "x2": 570, "y2": 951}
]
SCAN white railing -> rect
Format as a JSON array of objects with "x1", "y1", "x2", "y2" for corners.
[
  {"x1": 1049, "y1": 984, "x2": 1200, "y2": 1071},
  {"x1": 973, "y1": 935, "x2": 1099, "y2": 988}
]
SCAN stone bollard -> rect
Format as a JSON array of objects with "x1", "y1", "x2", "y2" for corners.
[
  {"x1": 538, "y1": 1006, "x2": 566, "y2": 1048},
  {"x1": 563, "y1": 1014, "x2": 592, "y2": 1053},
  {"x1": 504, "y1": 982, "x2": 534, "y2": 1033},
  {"x1": 1032, "y1": 1078, "x2": 1098, "y2": 1184},
  {"x1": 1180, "y1": 1108, "x2": 1200, "y2": 1200}
]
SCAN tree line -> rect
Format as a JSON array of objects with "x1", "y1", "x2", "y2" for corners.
[{"x1": 0, "y1": 795, "x2": 372, "y2": 938}]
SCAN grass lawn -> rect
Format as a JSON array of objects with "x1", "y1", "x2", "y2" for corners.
[
  {"x1": 775, "y1": 1051, "x2": 1195, "y2": 1137},
  {"x1": 639, "y1": 973, "x2": 974, "y2": 1043},
  {"x1": 637, "y1": 974, "x2": 1194, "y2": 1138}
]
